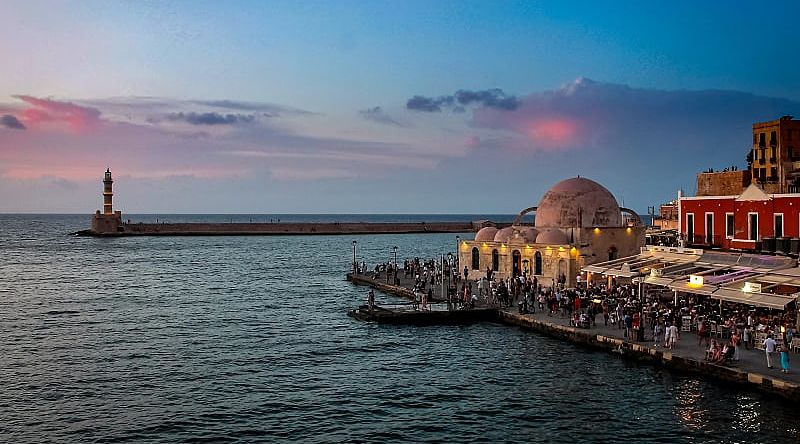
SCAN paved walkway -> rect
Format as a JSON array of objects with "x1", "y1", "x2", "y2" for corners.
[{"x1": 507, "y1": 307, "x2": 800, "y2": 383}]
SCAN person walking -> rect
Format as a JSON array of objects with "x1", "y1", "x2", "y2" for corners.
[
  {"x1": 763, "y1": 334, "x2": 777, "y2": 369},
  {"x1": 742, "y1": 326, "x2": 751, "y2": 350},
  {"x1": 780, "y1": 344, "x2": 791, "y2": 373},
  {"x1": 731, "y1": 330, "x2": 741, "y2": 361},
  {"x1": 666, "y1": 323, "x2": 679, "y2": 350}
]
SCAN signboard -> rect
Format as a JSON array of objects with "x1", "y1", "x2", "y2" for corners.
[{"x1": 650, "y1": 268, "x2": 663, "y2": 277}]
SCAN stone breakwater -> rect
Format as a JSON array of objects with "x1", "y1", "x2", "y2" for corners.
[
  {"x1": 78, "y1": 221, "x2": 486, "y2": 237},
  {"x1": 348, "y1": 272, "x2": 800, "y2": 402}
]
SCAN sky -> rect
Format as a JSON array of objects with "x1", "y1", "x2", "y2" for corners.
[{"x1": 1, "y1": 0, "x2": 799, "y2": 214}]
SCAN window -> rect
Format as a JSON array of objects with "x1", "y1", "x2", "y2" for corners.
[
  {"x1": 471, "y1": 247, "x2": 480, "y2": 270},
  {"x1": 686, "y1": 213, "x2": 695, "y2": 243},
  {"x1": 771, "y1": 146, "x2": 776, "y2": 160},
  {"x1": 760, "y1": 133, "x2": 766, "y2": 147},
  {"x1": 725, "y1": 213, "x2": 734, "y2": 239},
  {"x1": 771, "y1": 130, "x2": 777, "y2": 145},
  {"x1": 491, "y1": 249, "x2": 499, "y2": 272},
  {"x1": 534, "y1": 251, "x2": 542, "y2": 275},
  {"x1": 770, "y1": 167, "x2": 778, "y2": 180},
  {"x1": 775, "y1": 214, "x2": 784, "y2": 238},
  {"x1": 705, "y1": 213, "x2": 713, "y2": 244},
  {"x1": 749, "y1": 213, "x2": 759, "y2": 241}
]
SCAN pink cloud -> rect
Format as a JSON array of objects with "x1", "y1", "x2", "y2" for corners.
[{"x1": 13, "y1": 95, "x2": 102, "y2": 133}]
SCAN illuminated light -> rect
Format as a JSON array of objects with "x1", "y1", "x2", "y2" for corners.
[
  {"x1": 688, "y1": 275, "x2": 704, "y2": 287},
  {"x1": 742, "y1": 282, "x2": 761, "y2": 293},
  {"x1": 482, "y1": 242, "x2": 488, "y2": 248},
  {"x1": 558, "y1": 246, "x2": 565, "y2": 252},
  {"x1": 594, "y1": 228, "x2": 601, "y2": 234},
  {"x1": 626, "y1": 227, "x2": 632, "y2": 233}
]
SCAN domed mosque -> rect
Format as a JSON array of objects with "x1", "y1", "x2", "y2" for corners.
[{"x1": 459, "y1": 177, "x2": 645, "y2": 287}]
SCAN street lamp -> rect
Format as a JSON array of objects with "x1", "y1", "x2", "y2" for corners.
[
  {"x1": 352, "y1": 240, "x2": 357, "y2": 274},
  {"x1": 447, "y1": 252, "x2": 453, "y2": 304},
  {"x1": 392, "y1": 246, "x2": 398, "y2": 285},
  {"x1": 455, "y1": 235, "x2": 461, "y2": 281}
]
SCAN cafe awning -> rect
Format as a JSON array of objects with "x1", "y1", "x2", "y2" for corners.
[{"x1": 710, "y1": 288, "x2": 796, "y2": 310}]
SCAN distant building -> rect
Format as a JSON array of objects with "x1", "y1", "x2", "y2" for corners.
[
  {"x1": 458, "y1": 177, "x2": 645, "y2": 287},
  {"x1": 653, "y1": 200, "x2": 679, "y2": 230},
  {"x1": 751, "y1": 115, "x2": 800, "y2": 193}
]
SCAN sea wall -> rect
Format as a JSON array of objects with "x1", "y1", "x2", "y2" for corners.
[{"x1": 83, "y1": 221, "x2": 484, "y2": 236}]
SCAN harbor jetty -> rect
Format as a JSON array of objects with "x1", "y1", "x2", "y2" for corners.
[
  {"x1": 78, "y1": 220, "x2": 485, "y2": 237},
  {"x1": 78, "y1": 169, "x2": 497, "y2": 236},
  {"x1": 347, "y1": 270, "x2": 800, "y2": 402}
]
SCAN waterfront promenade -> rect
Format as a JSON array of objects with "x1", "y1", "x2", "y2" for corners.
[{"x1": 348, "y1": 270, "x2": 800, "y2": 400}]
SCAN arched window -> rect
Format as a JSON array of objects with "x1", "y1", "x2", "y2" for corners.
[
  {"x1": 491, "y1": 249, "x2": 499, "y2": 272},
  {"x1": 534, "y1": 251, "x2": 542, "y2": 275},
  {"x1": 471, "y1": 247, "x2": 480, "y2": 270}
]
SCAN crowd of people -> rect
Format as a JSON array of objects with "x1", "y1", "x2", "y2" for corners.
[{"x1": 358, "y1": 254, "x2": 797, "y2": 373}]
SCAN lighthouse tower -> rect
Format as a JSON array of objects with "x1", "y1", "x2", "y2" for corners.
[
  {"x1": 103, "y1": 168, "x2": 114, "y2": 214},
  {"x1": 91, "y1": 168, "x2": 123, "y2": 234}
]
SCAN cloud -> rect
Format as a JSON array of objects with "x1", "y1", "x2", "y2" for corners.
[
  {"x1": 406, "y1": 89, "x2": 518, "y2": 112},
  {"x1": 358, "y1": 106, "x2": 402, "y2": 126},
  {"x1": 12, "y1": 95, "x2": 102, "y2": 132},
  {"x1": 164, "y1": 112, "x2": 256, "y2": 125},
  {"x1": 454, "y1": 89, "x2": 519, "y2": 110},
  {"x1": 470, "y1": 77, "x2": 800, "y2": 152},
  {"x1": 1, "y1": 114, "x2": 25, "y2": 129},
  {"x1": 406, "y1": 95, "x2": 455, "y2": 112}
]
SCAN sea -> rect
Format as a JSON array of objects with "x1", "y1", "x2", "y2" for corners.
[{"x1": 0, "y1": 214, "x2": 797, "y2": 443}]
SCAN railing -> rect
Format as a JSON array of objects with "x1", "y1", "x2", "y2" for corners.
[{"x1": 682, "y1": 234, "x2": 725, "y2": 248}]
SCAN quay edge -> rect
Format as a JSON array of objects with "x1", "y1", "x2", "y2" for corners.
[{"x1": 348, "y1": 272, "x2": 800, "y2": 402}]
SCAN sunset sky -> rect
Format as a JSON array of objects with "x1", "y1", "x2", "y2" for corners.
[{"x1": 2, "y1": 1, "x2": 799, "y2": 214}]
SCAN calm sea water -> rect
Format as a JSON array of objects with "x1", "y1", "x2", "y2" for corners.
[{"x1": 0, "y1": 214, "x2": 795, "y2": 443}]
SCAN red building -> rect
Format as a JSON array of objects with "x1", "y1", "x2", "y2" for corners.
[{"x1": 680, "y1": 184, "x2": 800, "y2": 253}]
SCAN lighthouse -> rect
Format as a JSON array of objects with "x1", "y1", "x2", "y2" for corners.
[
  {"x1": 91, "y1": 168, "x2": 123, "y2": 234},
  {"x1": 103, "y1": 168, "x2": 114, "y2": 214}
]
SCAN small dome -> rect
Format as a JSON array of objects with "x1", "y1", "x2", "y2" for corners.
[
  {"x1": 535, "y1": 177, "x2": 622, "y2": 228},
  {"x1": 535, "y1": 228, "x2": 569, "y2": 245},
  {"x1": 513, "y1": 227, "x2": 539, "y2": 244},
  {"x1": 475, "y1": 227, "x2": 498, "y2": 242},
  {"x1": 494, "y1": 227, "x2": 514, "y2": 243}
]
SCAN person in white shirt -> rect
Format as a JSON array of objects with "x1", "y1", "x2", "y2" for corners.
[
  {"x1": 665, "y1": 323, "x2": 679, "y2": 349},
  {"x1": 763, "y1": 334, "x2": 777, "y2": 369}
]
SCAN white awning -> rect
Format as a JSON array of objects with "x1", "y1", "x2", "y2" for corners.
[{"x1": 711, "y1": 288, "x2": 796, "y2": 310}]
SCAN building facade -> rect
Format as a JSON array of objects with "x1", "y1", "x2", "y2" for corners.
[
  {"x1": 458, "y1": 177, "x2": 645, "y2": 287},
  {"x1": 751, "y1": 116, "x2": 800, "y2": 193},
  {"x1": 680, "y1": 183, "x2": 800, "y2": 253}
]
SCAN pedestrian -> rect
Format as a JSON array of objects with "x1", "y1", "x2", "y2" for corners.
[
  {"x1": 666, "y1": 323, "x2": 679, "y2": 349},
  {"x1": 780, "y1": 344, "x2": 791, "y2": 373},
  {"x1": 697, "y1": 320, "x2": 710, "y2": 347},
  {"x1": 731, "y1": 330, "x2": 741, "y2": 361},
  {"x1": 742, "y1": 326, "x2": 751, "y2": 350},
  {"x1": 763, "y1": 334, "x2": 777, "y2": 369},
  {"x1": 654, "y1": 322, "x2": 663, "y2": 347},
  {"x1": 367, "y1": 289, "x2": 375, "y2": 312},
  {"x1": 624, "y1": 312, "x2": 633, "y2": 339}
]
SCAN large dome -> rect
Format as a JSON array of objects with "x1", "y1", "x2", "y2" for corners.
[{"x1": 535, "y1": 177, "x2": 622, "y2": 228}]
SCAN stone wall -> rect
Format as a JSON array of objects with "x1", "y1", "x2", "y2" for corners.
[{"x1": 696, "y1": 170, "x2": 751, "y2": 196}]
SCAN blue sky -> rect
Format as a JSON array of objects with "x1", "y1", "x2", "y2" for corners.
[{"x1": 1, "y1": 1, "x2": 799, "y2": 213}]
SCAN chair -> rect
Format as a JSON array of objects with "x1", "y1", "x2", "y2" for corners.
[
  {"x1": 710, "y1": 323, "x2": 719, "y2": 338},
  {"x1": 792, "y1": 338, "x2": 800, "y2": 354}
]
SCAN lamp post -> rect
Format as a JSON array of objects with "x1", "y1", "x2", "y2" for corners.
[
  {"x1": 447, "y1": 252, "x2": 453, "y2": 305},
  {"x1": 392, "y1": 246, "x2": 398, "y2": 285},
  {"x1": 352, "y1": 240, "x2": 357, "y2": 274}
]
